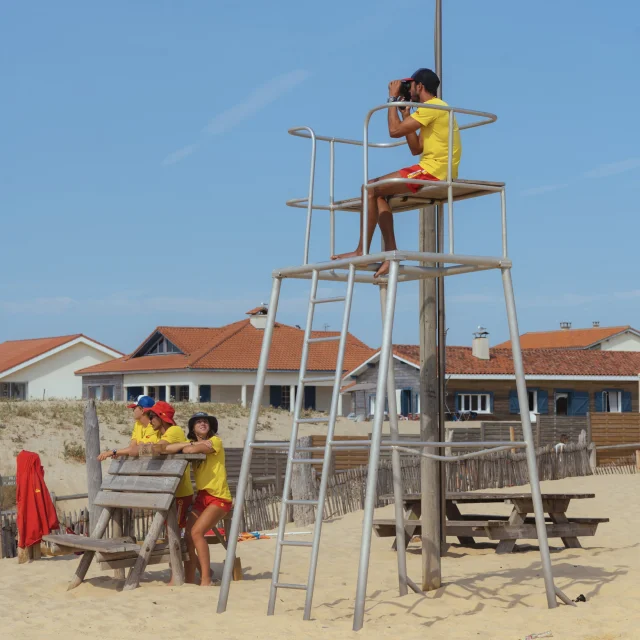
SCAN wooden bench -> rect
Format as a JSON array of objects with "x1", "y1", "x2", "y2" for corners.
[{"x1": 43, "y1": 454, "x2": 204, "y2": 591}]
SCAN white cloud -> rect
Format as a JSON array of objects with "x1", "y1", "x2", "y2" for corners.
[
  {"x1": 162, "y1": 143, "x2": 200, "y2": 166},
  {"x1": 584, "y1": 158, "x2": 640, "y2": 179},
  {"x1": 521, "y1": 183, "x2": 570, "y2": 197},
  {"x1": 163, "y1": 69, "x2": 310, "y2": 166},
  {"x1": 203, "y1": 70, "x2": 310, "y2": 136}
]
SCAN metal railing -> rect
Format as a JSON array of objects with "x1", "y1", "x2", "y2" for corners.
[{"x1": 286, "y1": 101, "x2": 502, "y2": 265}]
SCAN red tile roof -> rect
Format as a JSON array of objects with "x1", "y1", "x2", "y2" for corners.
[
  {"x1": 0, "y1": 334, "x2": 121, "y2": 375},
  {"x1": 387, "y1": 344, "x2": 640, "y2": 377},
  {"x1": 493, "y1": 326, "x2": 633, "y2": 350},
  {"x1": 77, "y1": 321, "x2": 375, "y2": 375}
]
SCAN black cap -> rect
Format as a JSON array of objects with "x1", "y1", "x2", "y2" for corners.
[{"x1": 410, "y1": 68, "x2": 440, "y2": 95}]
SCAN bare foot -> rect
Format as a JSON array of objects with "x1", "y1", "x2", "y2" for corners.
[
  {"x1": 200, "y1": 578, "x2": 220, "y2": 587},
  {"x1": 331, "y1": 249, "x2": 362, "y2": 261},
  {"x1": 374, "y1": 261, "x2": 390, "y2": 278}
]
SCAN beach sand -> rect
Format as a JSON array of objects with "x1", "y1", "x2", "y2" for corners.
[{"x1": 1, "y1": 473, "x2": 638, "y2": 639}]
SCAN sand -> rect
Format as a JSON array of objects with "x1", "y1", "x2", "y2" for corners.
[{"x1": 1, "y1": 473, "x2": 639, "y2": 639}]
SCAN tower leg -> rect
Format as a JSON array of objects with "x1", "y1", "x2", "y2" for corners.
[
  {"x1": 501, "y1": 267, "x2": 573, "y2": 609},
  {"x1": 353, "y1": 260, "x2": 400, "y2": 631},
  {"x1": 217, "y1": 276, "x2": 283, "y2": 614}
]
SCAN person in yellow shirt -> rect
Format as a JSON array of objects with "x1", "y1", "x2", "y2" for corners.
[
  {"x1": 97, "y1": 394, "x2": 158, "y2": 461},
  {"x1": 331, "y1": 68, "x2": 461, "y2": 278},
  {"x1": 144, "y1": 401, "x2": 194, "y2": 529},
  {"x1": 165, "y1": 411, "x2": 231, "y2": 586}
]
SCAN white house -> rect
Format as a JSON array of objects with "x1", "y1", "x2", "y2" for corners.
[
  {"x1": 0, "y1": 334, "x2": 122, "y2": 400},
  {"x1": 76, "y1": 307, "x2": 374, "y2": 414}
]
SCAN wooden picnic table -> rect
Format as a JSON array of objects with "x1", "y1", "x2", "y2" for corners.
[{"x1": 373, "y1": 492, "x2": 608, "y2": 554}]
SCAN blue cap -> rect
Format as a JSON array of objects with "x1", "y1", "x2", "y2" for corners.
[{"x1": 128, "y1": 395, "x2": 155, "y2": 409}]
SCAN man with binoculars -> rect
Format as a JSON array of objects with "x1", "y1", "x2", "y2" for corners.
[{"x1": 331, "y1": 68, "x2": 461, "y2": 278}]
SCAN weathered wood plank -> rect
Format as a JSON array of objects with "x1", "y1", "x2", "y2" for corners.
[
  {"x1": 45, "y1": 534, "x2": 140, "y2": 554},
  {"x1": 111, "y1": 509, "x2": 126, "y2": 579},
  {"x1": 166, "y1": 502, "x2": 185, "y2": 586},
  {"x1": 480, "y1": 521, "x2": 600, "y2": 541},
  {"x1": 101, "y1": 475, "x2": 180, "y2": 495},
  {"x1": 123, "y1": 510, "x2": 166, "y2": 591},
  {"x1": 108, "y1": 458, "x2": 187, "y2": 477},
  {"x1": 99, "y1": 552, "x2": 189, "y2": 571},
  {"x1": 94, "y1": 491, "x2": 173, "y2": 511}
]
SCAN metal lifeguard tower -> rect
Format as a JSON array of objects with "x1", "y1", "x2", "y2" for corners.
[{"x1": 217, "y1": 1, "x2": 573, "y2": 631}]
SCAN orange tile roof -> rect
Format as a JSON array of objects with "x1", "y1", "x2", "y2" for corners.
[
  {"x1": 0, "y1": 334, "x2": 121, "y2": 375},
  {"x1": 77, "y1": 320, "x2": 375, "y2": 375},
  {"x1": 387, "y1": 344, "x2": 640, "y2": 377},
  {"x1": 493, "y1": 326, "x2": 633, "y2": 350}
]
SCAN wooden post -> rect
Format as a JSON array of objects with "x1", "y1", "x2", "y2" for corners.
[
  {"x1": 509, "y1": 426, "x2": 516, "y2": 454},
  {"x1": 291, "y1": 435, "x2": 316, "y2": 526},
  {"x1": 111, "y1": 509, "x2": 125, "y2": 579},
  {"x1": 635, "y1": 449, "x2": 640, "y2": 471},
  {"x1": 84, "y1": 400, "x2": 103, "y2": 533},
  {"x1": 419, "y1": 205, "x2": 441, "y2": 591}
]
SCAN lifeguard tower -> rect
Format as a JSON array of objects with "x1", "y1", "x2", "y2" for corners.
[{"x1": 217, "y1": 1, "x2": 573, "y2": 631}]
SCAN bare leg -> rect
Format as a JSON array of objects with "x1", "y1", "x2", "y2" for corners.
[
  {"x1": 186, "y1": 504, "x2": 228, "y2": 586},
  {"x1": 331, "y1": 171, "x2": 411, "y2": 265},
  {"x1": 374, "y1": 195, "x2": 398, "y2": 278}
]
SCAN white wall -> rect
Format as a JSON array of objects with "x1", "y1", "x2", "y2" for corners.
[
  {"x1": 598, "y1": 332, "x2": 640, "y2": 351},
  {"x1": 3, "y1": 343, "x2": 116, "y2": 400}
]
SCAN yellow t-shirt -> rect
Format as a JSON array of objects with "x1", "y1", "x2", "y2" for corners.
[
  {"x1": 411, "y1": 97, "x2": 462, "y2": 180},
  {"x1": 193, "y1": 435, "x2": 232, "y2": 502},
  {"x1": 160, "y1": 426, "x2": 194, "y2": 498},
  {"x1": 130, "y1": 420, "x2": 159, "y2": 444}
]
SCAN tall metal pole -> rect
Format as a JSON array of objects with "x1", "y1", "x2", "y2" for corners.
[{"x1": 434, "y1": 0, "x2": 447, "y2": 549}]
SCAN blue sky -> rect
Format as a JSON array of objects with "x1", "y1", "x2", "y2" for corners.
[{"x1": 2, "y1": 1, "x2": 640, "y2": 354}]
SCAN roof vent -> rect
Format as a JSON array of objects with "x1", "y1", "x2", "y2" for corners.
[
  {"x1": 592, "y1": 321, "x2": 600, "y2": 328},
  {"x1": 472, "y1": 326, "x2": 490, "y2": 360},
  {"x1": 246, "y1": 306, "x2": 268, "y2": 330},
  {"x1": 560, "y1": 322, "x2": 572, "y2": 330}
]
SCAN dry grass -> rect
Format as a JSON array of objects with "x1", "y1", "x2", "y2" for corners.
[
  {"x1": 62, "y1": 441, "x2": 86, "y2": 463},
  {"x1": 0, "y1": 484, "x2": 16, "y2": 510}
]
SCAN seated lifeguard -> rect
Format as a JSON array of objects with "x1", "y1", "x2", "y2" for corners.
[{"x1": 331, "y1": 68, "x2": 462, "y2": 278}]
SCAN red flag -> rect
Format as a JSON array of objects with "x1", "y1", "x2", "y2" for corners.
[{"x1": 16, "y1": 451, "x2": 59, "y2": 548}]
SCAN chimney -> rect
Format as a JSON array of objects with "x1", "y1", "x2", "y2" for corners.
[
  {"x1": 593, "y1": 321, "x2": 600, "y2": 328},
  {"x1": 472, "y1": 327, "x2": 490, "y2": 360},
  {"x1": 246, "y1": 306, "x2": 268, "y2": 330},
  {"x1": 560, "y1": 322, "x2": 572, "y2": 330}
]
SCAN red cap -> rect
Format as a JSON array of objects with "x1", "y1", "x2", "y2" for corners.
[{"x1": 144, "y1": 401, "x2": 176, "y2": 426}]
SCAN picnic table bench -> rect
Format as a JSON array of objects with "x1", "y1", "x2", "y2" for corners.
[
  {"x1": 373, "y1": 492, "x2": 608, "y2": 554},
  {"x1": 44, "y1": 454, "x2": 206, "y2": 591}
]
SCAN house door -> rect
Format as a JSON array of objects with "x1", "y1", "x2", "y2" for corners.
[
  {"x1": 400, "y1": 389, "x2": 412, "y2": 416},
  {"x1": 199, "y1": 385, "x2": 211, "y2": 402},
  {"x1": 555, "y1": 393, "x2": 569, "y2": 416},
  {"x1": 304, "y1": 386, "x2": 316, "y2": 410}
]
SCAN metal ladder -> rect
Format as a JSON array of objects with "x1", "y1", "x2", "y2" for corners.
[{"x1": 267, "y1": 264, "x2": 356, "y2": 619}]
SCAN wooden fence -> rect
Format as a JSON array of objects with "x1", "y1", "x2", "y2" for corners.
[{"x1": 591, "y1": 413, "x2": 640, "y2": 465}]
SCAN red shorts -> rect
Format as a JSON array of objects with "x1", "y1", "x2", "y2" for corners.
[
  {"x1": 175, "y1": 495, "x2": 192, "y2": 529},
  {"x1": 399, "y1": 164, "x2": 439, "y2": 193},
  {"x1": 193, "y1": 489, "x2": 233, "y2": 515}
]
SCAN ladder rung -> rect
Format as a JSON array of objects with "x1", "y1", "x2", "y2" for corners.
[
  {"x1": 296, "y1": 417, "x2": 330, "y2": 424},
  {"x1": 307, "y1": 336, "x2": 340, "y2": 344},
  {"x1": 291, "y1": 458, "x2": 320, "y2": 464},
  {"x1": 311, "y1": 296, "x2": 345, "y2": 305},
  {"x1": 286, "y1": 499, "x2": 319, "y2": 506},
  {"x1": 280, "y1": 540, "x2": 313, "y2": 548},
  {"x1": 275, "y1": 582, "x2": 308, "y2": 591},
  {"x1": 301, "y1": 376, "x2": 335, "y2": 384}
]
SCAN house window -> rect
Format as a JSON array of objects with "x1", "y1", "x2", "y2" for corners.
[
  {"x1": 1, "y1": 382, "x2": 26, "y2": 400},
  {"x1": 528, "y1": 390, "x2": 538, "y2": 413},
  {"x1": 177, "y1": 385, "x2": 190, "y2": 402},
  {"x1": 555, "y1": 393, "x2": 569, "y2": 416},
  {"x1": 602, "y1": 390, "x2": 622, "y2": 413},
  {"x1": 457, "y1": 393, "x2": 491, "y2": 413},
  {"x1": 281, "y1": 385, "x2": 291, "y2": 409},
  {"x1": 88, "y1": 385, "x2": 114, "y2": 401},
  {"x1": 147, "y1": 337, "x2": 181, "y2": 355}
]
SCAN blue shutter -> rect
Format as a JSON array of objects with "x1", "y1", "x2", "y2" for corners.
[
  {"x1": 594, "y1": 391, "x2": 604, "y2": 413},
  {"x1": 622, "y1": 391, "x2": 632, "y2": 412},
  {"x1": 538, "y1": 390, "x2": 549, "y2": 414},
  {"x1": 455, "y1": 393, "x2": 461, "y2": 411},
  {"x1": 508, "y1": 390, "x2": 519, "y2": 414},
  {"x1": 569, "y1": 391, "x2": 589, "y2": 416}
]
